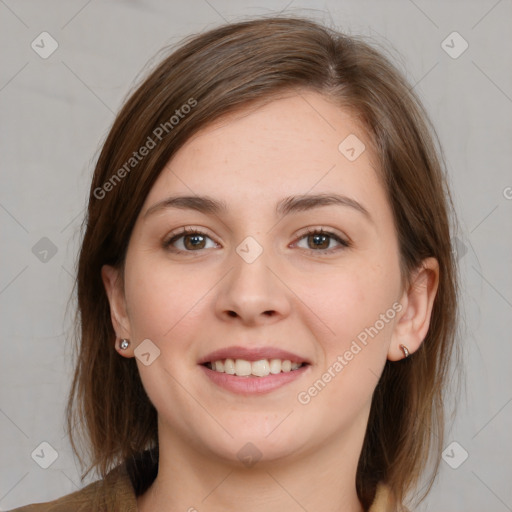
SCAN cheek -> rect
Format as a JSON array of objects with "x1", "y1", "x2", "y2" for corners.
[
  {"x1": 124, "y1": 254, "x2": 207, "y2": 343},
  {"x1": 296, "y1": 267, "x2": 399, "y2": 424},
  {"x1": 311, "y1": 261, "x2": 400, "y2": 359}
]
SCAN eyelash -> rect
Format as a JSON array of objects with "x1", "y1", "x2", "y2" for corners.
[{"x1": 163, "y1": 226, "x2": 351, "y2": 255}]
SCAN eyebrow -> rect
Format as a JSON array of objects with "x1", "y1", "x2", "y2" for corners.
[{"x1": 144, "y1": 193, "x2": 373, "y2": 223}]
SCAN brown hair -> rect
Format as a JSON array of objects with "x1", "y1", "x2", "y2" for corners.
[{"x1": 66, "y1": 15, "x2": 460, "y2": 510}]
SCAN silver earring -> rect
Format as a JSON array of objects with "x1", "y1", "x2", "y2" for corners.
[
  {"x1": 399, "y1": 344, "x2": 410, "y2": 359},
  {"x1": 120, "y1": 339, "x2": 130, "y2": 350}
]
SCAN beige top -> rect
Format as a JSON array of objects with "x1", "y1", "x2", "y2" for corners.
[{"x1": 7, "y1": 456, "x2": 398, "y2": 512}]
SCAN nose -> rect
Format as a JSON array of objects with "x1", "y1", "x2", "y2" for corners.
[{"x1": 214, "y1": 243, "x2": 292, "y2": 326}]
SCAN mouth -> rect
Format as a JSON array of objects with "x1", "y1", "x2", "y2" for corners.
[
  {"x1": 198, "y1": 345, "x2": 311, "y2": 394},
  {"x1": 202, "y1": 358, "x2": 307, "y2": 377}
]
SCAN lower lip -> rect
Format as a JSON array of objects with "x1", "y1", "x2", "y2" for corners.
[{"x1": 199, "y1": 364, "x2": 309, "y2": 395}]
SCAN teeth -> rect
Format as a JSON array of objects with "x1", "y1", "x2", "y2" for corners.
[
  {"x1": 224, "y1": 358, "x2": 235, "y2": 375},
  {"x1": 235, "y1": 359, "x2": 252, "y2": 377},
  {"x1": 212, "y1": 360, "x2": 224, "y2": 372},
  {"x1": 269, "y1": 358, "x2": 282, "y2": 374},
  {"x1": 207, "y1": 358, "x2": 304, "y2": 377},
  {"x1": 251, "y1": 359, "x2": 270, "y2": 377}
]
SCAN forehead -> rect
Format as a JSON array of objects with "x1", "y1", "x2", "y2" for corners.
[{"x1": 141, "y1": 91, "x2": 387, "y2": 220}]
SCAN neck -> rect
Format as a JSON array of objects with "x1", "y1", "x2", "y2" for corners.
[{"x1": 137, "y1": 419, "x2": 366, "y2": 512}]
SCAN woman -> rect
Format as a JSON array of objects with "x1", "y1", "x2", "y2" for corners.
[{"x1": 10, "y1": 15, "x2": 459, "y2": 512}]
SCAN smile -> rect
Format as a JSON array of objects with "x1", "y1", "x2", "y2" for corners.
[{"x1": 204, "y1": 358, "x2": 305, "y2": 377}]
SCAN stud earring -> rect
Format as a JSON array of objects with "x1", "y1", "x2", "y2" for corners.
[
  {"x1": 399, "y1": 344, "x2": 410, "y2": 359},
  {"x1": 120, "y1": 339, "x2": 130, "y2": 350}
]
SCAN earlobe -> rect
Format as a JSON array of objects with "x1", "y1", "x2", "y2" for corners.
[
  {"x1": 388, "y1": 257, "x2": 440, "y2": 361},
  {"x1": 101, "y1": 264, "x2": 132, "y2": 344}
]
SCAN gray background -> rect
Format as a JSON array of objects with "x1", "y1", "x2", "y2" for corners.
[{"x1": 1, "y1": 0, "x2": 511, "y2": 510}]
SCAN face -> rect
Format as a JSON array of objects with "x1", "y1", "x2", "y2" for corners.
[{"x1": 104, "y1": 91, "x2": 409, "y2": 466}]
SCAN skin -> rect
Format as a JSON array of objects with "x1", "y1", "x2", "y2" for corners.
[{"x1": 102, "y1": 91, "x2": 439, "y2": 512}]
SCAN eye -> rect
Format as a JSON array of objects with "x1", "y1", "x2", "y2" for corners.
[
  {"x1": 294, "y1": 228, "x2": 351, "y2": 254},
  {"x1": 163, "y1": 227, "x2": 218, "y2": 253},
  {"x1": 163, "y1": 226, "x2": 351, "y2": 255}
]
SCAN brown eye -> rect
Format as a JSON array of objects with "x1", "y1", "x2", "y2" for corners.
[
  {"x1": 183, "y1": 233, "x2": 207, "y2": 250},
  {"x1": 307, "y1": 233, "x2": 330, "y2": 250},
  {"x1": 164, "y1": 228, "x2": 217, "y2": 253},
  {"x1": 295, "y1": 229, "x2": 350, "y2": 253}
]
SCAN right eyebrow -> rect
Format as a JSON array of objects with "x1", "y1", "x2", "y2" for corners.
[{"x1": 144, "y1": 195, "x2": 228, "y2": 218}]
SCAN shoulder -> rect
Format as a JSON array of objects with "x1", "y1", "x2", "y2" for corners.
[{"x1": 5, "y1": 463, "x2": 138, "y2": 512}]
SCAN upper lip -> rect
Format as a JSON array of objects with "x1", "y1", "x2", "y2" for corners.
[{"x1": 198, "y1": 346, "x2": 310, "y2": 365}]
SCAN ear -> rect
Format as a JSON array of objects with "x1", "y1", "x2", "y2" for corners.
[
  {"x1": 388, "y1": 257, "x2": 440, "y2": 361},
  {"x1": 101, "y1": 264, "x2": 134, "y2": 356}
]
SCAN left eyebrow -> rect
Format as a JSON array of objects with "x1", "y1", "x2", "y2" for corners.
[
  {"x1": 143, "y1": 192, "x2": 373, "y2": 224},
  {"x1": 276, "y1": 193, "x2": 373, "y2": 224}
]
